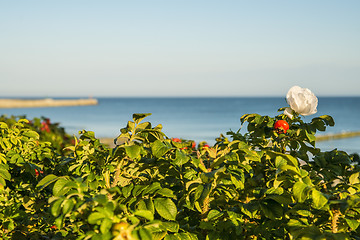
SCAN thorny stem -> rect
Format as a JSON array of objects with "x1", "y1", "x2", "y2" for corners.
[
  {"x1": 111, "y1": 159, "x2": 125, "y2": 188},
  {"x1": 331, "y1": 209, "x2": 340, "y2": 233}
]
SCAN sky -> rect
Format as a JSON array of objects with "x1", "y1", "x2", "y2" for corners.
[{"x1": 1, "y1": 1, "x2": 360, "y2": 97}]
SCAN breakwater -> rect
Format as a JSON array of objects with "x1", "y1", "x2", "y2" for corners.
[
  {"x1": 0, "y1": 98, "x2": 98, "y2": 108},
  {"x1": 316, "y1": 131, "x2": 360, "y2": 142}
]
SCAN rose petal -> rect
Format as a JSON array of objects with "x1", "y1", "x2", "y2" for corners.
[
  {"x1": 286, "y1": 86, "x2": 318, "y2": 116},
  {"x1": 284, "y1": 107, "x2": 293, "y2": 119}
]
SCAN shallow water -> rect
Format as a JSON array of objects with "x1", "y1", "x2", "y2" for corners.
[{"x1": 1, "y1": 97, "x2": 360, "y2": 154}]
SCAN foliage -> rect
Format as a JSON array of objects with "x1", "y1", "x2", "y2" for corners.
[{"x1": 1, "y1": 109, "x2": 360, "y2": 240}]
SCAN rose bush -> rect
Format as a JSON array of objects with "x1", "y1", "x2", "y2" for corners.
[{"x1": 1, "y1": 90, "x2": 360, "y2": 239}]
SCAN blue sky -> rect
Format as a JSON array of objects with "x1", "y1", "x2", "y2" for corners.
[{"x1": 1, "y1": 1, "x2": 359, "y2": 97}]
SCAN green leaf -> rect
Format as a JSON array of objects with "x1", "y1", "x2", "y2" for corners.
[
  {"x1": 349, "y1": 172, "x2": 360, "y2": 185},
  {"x1": 152, "y1": 232, "x2": 168, "y2": 240},
  {"x1": 133, "y1": 113, "x2": 152, "y2": 124},
  {"x1": 174, "y1": 233, "x2": 196, "y2": 240},
  {"x1": 134, "y1": 210, "x2": 154, "y2": 221},
  {"x1": 151, "y1": 140, "x2": 171, "y2": 158},
  {"x1": 318, "y1": 115, "x2": 335, "y2": 126},
  {"x1": 88, "y1": 212, "x2": 105, "y2": 224},
  {"x1": 0, "y1": 168, "x2": 11, "y2": 181},
  {"x1": 154, "y1": 198, "x2": 177, "y2": 221},
  {"x1": 53, "y1": 177, "x2": 71, "y2": 196},
  {"x1": 305, "y1": 131, "x2": 316, "y2": 145},
  {"x1": 122, "y1": 183, "x2": 134, "y2": 198},
  {"x1": 311, "y1": 189, "x2": 328, "y2": 209},
  {"x1": 142, "y1": 182, "x2": 161, "y2": 196},
  {"x1": 161, "y1": 221, "x2": 179, "y2": 233},
  {"x1": 62, "y1": 199, "x2": 75, "y2": 215},
  {"x1": 136, "y1": 228, "x2": 153, "y2": 240},
  {"x1": 267, "y1": 194, "x2": 292, "y2": 206},
  {"x1": 207, "y1": 209, "x2": 223, "y2": 221},
  {"x1": 244, "y1": 149, "x2": 260, "y2": 162},
  {"x1": 173, "y1": 150, "x2": 190, "y2": 166},
  {"x1": 200, "y1": 167, "x2": 225, "y2": 183},
  {"x1": 312, "y1": 119, "x2": 326, "y2": 131},
  {"x1": 127, "y1": 121, "x2": 136, "y2": 131},
  {"x1": 164, "y1": 234, "x2": 181, "y2": 240},
  {"x1": 36, "y1": 174, "x2": 58, "y2": 190},
  {"x1": 51, "y1": 199, "x2": 63, "y2": 217},
  {"x1": 0, "y1": 153, "x2": 6, "y2": 164},
  {"x1": 260, "y1": 199, "x2": 283, "y2": 220},
  {"x1": 100, "y1": 218, "x2": 112, "y2": 234},
  {"x1": 230, "y1": 174, "x2": 244, "y2": 190},
  {"x1": 22, "y1": 130, "x2": 40, "y2": 139},
  {"x1": 345, "y1": 218, "x2": 360, "y2": 231},
  {"x1": 293, "y1": 181, "x2": 310, "y2": 203},
  {"x1": 125, "y1": 145, "x2": 141, "y2": 160},
  {"x1": 156, "y1": 188, "x2": 176, "y2": 198}
]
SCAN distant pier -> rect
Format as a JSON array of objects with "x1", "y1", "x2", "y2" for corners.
[
  {"x1": 0, "y1": 98, "x2": 98, "y2": 108},
  {"x1": 316, "y1": 131, "x2": 360, "y2": 141}
]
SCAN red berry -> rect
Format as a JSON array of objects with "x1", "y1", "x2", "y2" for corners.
[
  {"x1": 35, "y1": 169, "x2": 44, "y2": 177},
  {"x1": 172, "y1": 138, "x2": 181, "y2": 143},
  {"x1": 274, "y1": 120, "x2": 289, "y2": 133},
  {"x1": 40, "y1": 121, "x2": 51, "y2": 132}
]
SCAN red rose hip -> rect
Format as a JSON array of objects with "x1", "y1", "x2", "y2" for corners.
[{"x1": 274, "y1": 120, "x2": 289, "y2": 133}]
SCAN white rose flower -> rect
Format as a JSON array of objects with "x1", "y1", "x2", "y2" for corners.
[{"x1": 284, "y1": 86, "x2": 318, "y2": 119}]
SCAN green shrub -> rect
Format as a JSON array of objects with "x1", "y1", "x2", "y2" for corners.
[{"x1": 1, "y1": 110, "x2": 360, "y2": 240}]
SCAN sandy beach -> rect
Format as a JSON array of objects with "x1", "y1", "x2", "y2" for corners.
[{"x1": 0, "y1": 98, "x2": 98, "y2": 108}]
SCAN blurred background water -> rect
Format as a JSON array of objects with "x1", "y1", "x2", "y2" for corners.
[{"x1": 1, "y1": 97, "x2": 359, "y2": 154}]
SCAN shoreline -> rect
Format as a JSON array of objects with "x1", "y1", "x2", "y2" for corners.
[
  {"x1": 316, "y1": 131, "x2": 360, "y2": 142},
  {"x1": 99, "y1": 131, "x2": 360, "y2": 147},
  {"x1": 0, "y1": 98, "x2": 98, "y2": 108}
]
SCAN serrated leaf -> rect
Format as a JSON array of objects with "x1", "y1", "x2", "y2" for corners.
[
  {"x1": 23, "y1": 130, "x2": 40, "y2": 139},
  {"x1": 156, "y1": 188, "x2": 176, "y2": 198},
  {"x1": 207, "y1": 209, "x2": 223, "y2": 221},
  {"x1": 51, "y1": 199, "x2": 63, "y2": 217},
  {"x1": 62, "y1": 199, "x2": 75, "y2": 215},
  {"x1": 151, "y1": 140, "x2": 171, "y2": 158},
  {"x1": 349, "y1": 172, "x2": 360, "y2": 185},
  {"x1": 345, "y1": 218, "x2": 360, "y2": 231},
  {"x1": 161, "y1": 221, "x2": 179, "y2": 233},
  {"x1": 311, "y1": 189, "x2": 328, "y2": 209},
  {"x1": 100, "y1": 218, "x2": 112, "y2": 234},
  {"x1": 53, "y1": 177, "x2": 71, "y2": 196},
  {"x1": 134, "y1": 210, "x2": 154, "y2": 221},
  {"x1": 124, "y1": 145, "x2": 141, "y2": 160},
  {"x1": 260, "y1": 199, "x2": 283, "y2": 220},
  {"x1": 173, "y1": 150, "x2": 189, "y2": 166},
  {"x1": 36, "y1": 174, "x2": 58, "y2": 190},
  {"x1": 154, "y1": 198, "x2": 177, "y2": 221},
  {"x1": 293, "y1": 181, "x2": 310, "y2": 203},
  {"x1": 88, "y1": 212, "x2": 105, "y2": 224},
  {"x1": 318, "y1": 115, "x2": 335, "y2": 126},
  {"x1": 0, "y1": 168, "x2": 11, "y2": 181},
  {"x1": 137, "y1": 228, "x2": 153, "y2": 240},
  {"x1": 164, "y1": 234, "x2": 181, "y2": 240},
  {"x1": 133, "y1": 113, "x2": 152, "y2": 124}
]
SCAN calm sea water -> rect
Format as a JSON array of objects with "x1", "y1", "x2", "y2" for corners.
[{"x1": 1, "y1": 97, "x2": 360, "y2": 154}]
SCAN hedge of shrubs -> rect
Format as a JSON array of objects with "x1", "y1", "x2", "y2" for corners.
[{"x1": 1, "y1": 107, "x2": 360, "y2": 239}]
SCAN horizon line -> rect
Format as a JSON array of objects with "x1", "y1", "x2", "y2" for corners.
[{"x1": 1, "y1": 95, "x2": 360, "y2": 99}]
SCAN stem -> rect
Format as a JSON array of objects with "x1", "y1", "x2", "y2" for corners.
[
  {"x1": 201, "y1": 196, "x2": 210, "y2": 219},
  {"x1": 111, "y1": 159, "x2": 125, "y2": 188},
  {"x1": 331, "y1": 209, "x2": 340, "y2": 233}
]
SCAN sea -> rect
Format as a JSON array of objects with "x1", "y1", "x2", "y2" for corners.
[{"x1": 1, "y1": 97, "x2": 360, "y2": 154}]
